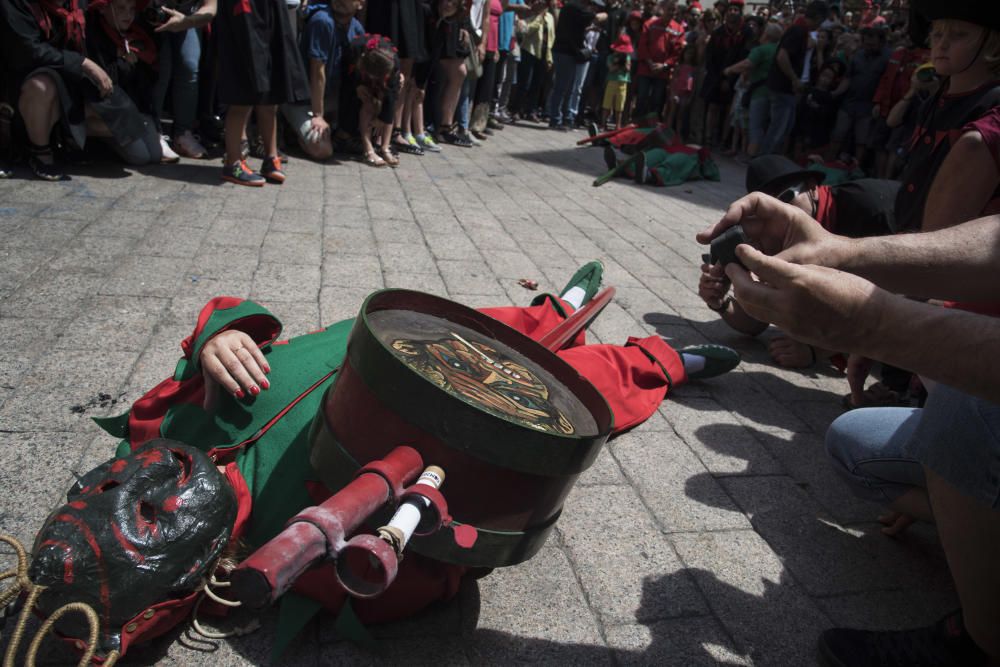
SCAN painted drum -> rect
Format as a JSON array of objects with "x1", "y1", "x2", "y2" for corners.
[{"x1": 309, "y1": 289, "x2": 614, "y2": 568}]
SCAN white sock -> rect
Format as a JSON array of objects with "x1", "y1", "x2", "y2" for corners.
[
  {"x1": 681, "y1": 353, "x2": 706, "y2": 374},
  {"x1": 562, "y1": 286, "x2": 587, "y2": 310}
]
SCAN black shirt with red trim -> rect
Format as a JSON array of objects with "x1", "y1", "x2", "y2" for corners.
[{"x1": 895, "y1": 80, "x2": 1000, "y2": 232}]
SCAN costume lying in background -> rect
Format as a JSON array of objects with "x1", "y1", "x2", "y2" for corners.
[
  {"x1": 595, "y1": 126, "x2": 720, "y2": 187},
  {"x1": 29, "y1": 292, "x2": 687, "y2": 660}
]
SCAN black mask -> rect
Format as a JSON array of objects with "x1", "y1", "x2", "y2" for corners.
[{"x1": 30, "y1": 439, "x2": 237, "y2": 653}]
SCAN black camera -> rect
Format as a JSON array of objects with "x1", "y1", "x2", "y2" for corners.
[
  {"x1": 142, "y1": 0, "x2": 170, "y2": 25},
  {"x1": 142, "y1": 0, "x2": 196, "y2": 25},
  {"x1": 701, "y1": 224, "x2": 749, "y2": 270}
]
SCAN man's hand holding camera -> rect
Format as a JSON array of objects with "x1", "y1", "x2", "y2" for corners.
[{"x1": 697, "y1": 193, "x2": 880, "y2": 353}]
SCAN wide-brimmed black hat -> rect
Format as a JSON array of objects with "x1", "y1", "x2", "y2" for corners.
[
  {"x1": 745, "y1": 155, "x2": 825, "y2": 196},
  {"x1": 913, "y1": 0, "x2": 1000, "y2": 31}
]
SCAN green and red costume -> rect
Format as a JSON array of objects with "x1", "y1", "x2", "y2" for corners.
[
  {"x1": 601, "y1": 126, "x2": 721, "y2": 186},
  {"x1": 96, "y1": 294, "x2": 687, "y2": 654}
]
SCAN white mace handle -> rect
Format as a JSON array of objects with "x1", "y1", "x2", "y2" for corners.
[{"x1": 377, "y1": 466, "x2": 445, "y2": 555}]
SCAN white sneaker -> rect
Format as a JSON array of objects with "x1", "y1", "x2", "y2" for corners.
[
  {"x1": 174, "y1": 130, "x2": 207, "y2": 159},
  {"x1": 160, "y1": 135, "x2": 180, "y2": 164}
]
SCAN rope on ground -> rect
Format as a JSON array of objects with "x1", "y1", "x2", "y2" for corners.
[{"x1": 1, "y1": 534, "x2": 120, "y2": 667}]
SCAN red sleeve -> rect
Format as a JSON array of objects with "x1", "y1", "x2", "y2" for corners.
[
  {"x1": 963, "y1": 108, "x2": 1000, "y2": 173},
  {"x1": 637, "y1": 19, "x2": 652, "y2": 60},
  {"x1": 871, "y1": 55, "x2": 899, "y2": 112}
]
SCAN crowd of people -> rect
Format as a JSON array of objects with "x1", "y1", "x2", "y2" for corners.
[{"x1": 0, "y1": 0, "x2": 943, "y2": 185}]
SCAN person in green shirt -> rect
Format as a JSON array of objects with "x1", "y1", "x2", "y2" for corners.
[
  {"x1": 600, "y1": 34, "x2": 634, "y2": 130},
  {"x1": 724, "y1": 21, "x2": 781, "y2": 157}
]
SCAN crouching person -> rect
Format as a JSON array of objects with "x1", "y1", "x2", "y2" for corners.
[{"x1": 281, "y1": 0, "x2": 364, "y2": 161}]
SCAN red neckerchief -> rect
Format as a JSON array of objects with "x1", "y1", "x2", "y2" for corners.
[
  {"x1": 814, "y1": 184, "x2": 836, "y2": 233},
  {"x1": 30, "y1": 0, "x2": 85, "y2": 52},
  {"x1": 97, "y1": 13, "x2": 158, "y2": 67}
]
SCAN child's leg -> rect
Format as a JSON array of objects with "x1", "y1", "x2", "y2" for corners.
[
  {"x1": 412, "y1": 85, "x2": 426, "y2": 137},
  {"x1": 225, "y1": 105, "x2": 252, "y2": 164},
  {"x1": 254, "y1": 105, "x2": 278, "y2": 158},
  {"x1": 359, "y1": 99, "x2": 376, "y2": 155},
  {"x1": 394, "y1": 58, "x2": 414, "y2": 130}
]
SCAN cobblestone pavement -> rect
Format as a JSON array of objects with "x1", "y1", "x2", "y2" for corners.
[{"x1": 0, "y1": 125, "x2": 955, "y2": 666}]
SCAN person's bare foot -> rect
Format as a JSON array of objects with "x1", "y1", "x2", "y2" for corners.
[{"x1": 767, "y1": 336, "x2": 814, "y2": 368}]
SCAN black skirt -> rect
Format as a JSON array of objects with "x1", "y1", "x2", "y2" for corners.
[
  {"x1": 215, "y1": 0, "x2": 309, "y2": 105},
  {"x1": 365, "y1": 0, "x2": 429, "y2": 62},
  {"x1": 428, "y1": 16, "x2": 470, "y2": 61}
]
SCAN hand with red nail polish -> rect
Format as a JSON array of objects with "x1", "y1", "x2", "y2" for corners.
[{"x1": 199, "y1": 330, "x2": 273, "y2": 410}]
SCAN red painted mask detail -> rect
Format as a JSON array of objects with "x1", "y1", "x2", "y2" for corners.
[{"x1": 30, "y1": 439, "x2": 237, "y2": 655}]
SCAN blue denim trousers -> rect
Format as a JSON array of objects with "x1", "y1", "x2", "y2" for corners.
[
  {"x1": 826, "y1": 384, "x2": 1000, "y2": 509},
  {"x1": 153, "y1": 28, "x2": 201, "y2": 134},
  {"x1": 747, "y1": 93, "x2": 770, "y2": 149},
  {"x1": 759, "y1": 91, "x2": 796, "y2": 155},
  {"x1": 547, "y1": 52, "x2": 589, "y2": 126},
  {"x1": 458, "y1": 76, "x2": 475, "y2": 130}
]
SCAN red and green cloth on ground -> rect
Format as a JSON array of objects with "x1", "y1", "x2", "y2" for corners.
[
  {"x1": 599, "y1": 126, "x2": 721, "y2": 187},
  {"x1": 95, "y1": 294, "x2": 688, "y2": 659}
]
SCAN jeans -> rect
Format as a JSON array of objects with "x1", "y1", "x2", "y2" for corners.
[
  {"x1": 494, "y1": 50, "x2": 517, "y2": 112},
  {"x1": 826, "y1": 384, "x2": 1000, "y2": 508},
  {"x1": 458, "y1": 76, "x2": 475, "y2": 130},
  {"x1": 153, "y1": 28, "x2": 201, "y2": 135},
  {"x1": 547, "y1": 52, "x2": 589, "y2": 126},
  {"x1": 825, "y1": 406, "x2": 925, "y2": 504},
  {"x1": 748, "y1": 93, "x2": 769, "y2": 149},
  {"x1": 512, "y1": 51, "x2": 546, "y2": 116},
  {"x1": 759, "y1": 91, "x2": 796, "y2": 155}
]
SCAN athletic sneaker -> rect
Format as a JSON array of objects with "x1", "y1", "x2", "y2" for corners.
[
  {"x1": 260, "y1": 156, "x2": 286, "y2": 184},
  {"x1": 439, "y1": 127, "x2": 473, "y2": 148},
  {"x1": 461, "y1": 129, "x2": 482, "y2": 146},
  {"x1": 159, "y1": 135, "x2": 180, "y2": 164},
  {"x1": 222, "y1": 160, "x2": 265, "y2": 187},
  {"x1": 817, "y1": 611, "x2": 991, "y2": 667},
  {"x1": 416, "y1": 134, "x2": 442, "y2": 152},
  {"x1": 174, "y1": 130, "x2": 207, "y2": 158}
]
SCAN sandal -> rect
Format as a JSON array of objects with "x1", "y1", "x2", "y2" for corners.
[
  {"x1": 439, "y1": 124, "x2": 473, "y2": 148},
  {"x1": 362, "y1": 150, "x2": 387, "y2": 167},
  {"x1": 27, "y1": 143, "x2": 66, "y2": 181},
  {"x1": 378, "y1": 147, "x2": 399, "y2": 168},
  {"x1": 392, "y1": 129, "x2": 423, "y2": 155}
]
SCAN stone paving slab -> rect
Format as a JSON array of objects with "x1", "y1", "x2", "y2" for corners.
[{"x1": 0, "y1": 124, "x2": 956, "y2": 665}]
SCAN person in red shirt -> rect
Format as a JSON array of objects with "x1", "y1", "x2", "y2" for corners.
[
  {"x1": 870, "y1": 38, "x2": 929, "y2": 177},
  {"x1": 634, "y1": 0, "x2": 685, "y2": 119}
]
